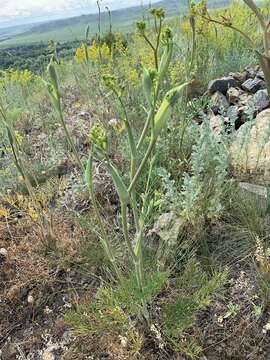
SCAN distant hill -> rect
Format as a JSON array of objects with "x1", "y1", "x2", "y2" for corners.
[
  {"x1": 0, "y1": 0, "x2": 229, "y2": 47},
  {"x1": 0, "y1": 24, "x2": 34, "y2": 41}
]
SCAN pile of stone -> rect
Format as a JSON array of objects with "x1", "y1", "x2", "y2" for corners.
[{"x1": 207, "y1": 66, "x2": 269, "y2": 134}]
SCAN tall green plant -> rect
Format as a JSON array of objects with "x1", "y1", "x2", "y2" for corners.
[{"x1": 86, "y1": 8, "x2": 190, "y2": 313}]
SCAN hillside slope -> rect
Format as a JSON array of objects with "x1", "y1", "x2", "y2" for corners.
[{"x1": 1, "y1": 0, "x2": 229, "y2": 46}]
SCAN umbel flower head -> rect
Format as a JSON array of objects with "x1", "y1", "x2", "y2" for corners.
[
  {"x1": 149, "y1": 7, "x2": 165, "y2": 19},
  {"x1": 103, "y1": 74, "x2": 122, "y2": 98},
  {"x1": 89, "y1": 122, "x2": 108, "y2": 152},
  {"x1": 161, "y1": 27, "x2": 173, "y2": 44},
  {"x1": 195, "y1": 0, "x2": 208, "y2": 15},
  {"x1": 136, "y1": 21, "x2": 146, "y2": 35}
]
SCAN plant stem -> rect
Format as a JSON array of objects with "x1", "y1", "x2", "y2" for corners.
[
  {"x1": 129, "y1": 139, "x2": 155, "y2": 194},
  {"x1": 137, "y1": 82, "x2": 160, "y2": 151},
  {"x1": 121, "y1": 202, "x2": 137, "y2": 262},
  {"x1": 121, "y1": 202, "x2": 144, "y2": 295},
  {"x1": 118, "y1": 97, "x2": 137, "y2": 158},
  {"x1": 130, "y1": 158, "x2": 140, "y2": 231},
  {"x1": 202, "y1": 15, "x2": 255, "y2": 48},
  {"x1": 155, "y1": 18, "x2": 163, "y2": 70},
  {"x1": 137, "y1": 108, "x2": 154, "y2": 151},
  {"x1": 117, "y1": 96, "x2": 139, "y2": 231}
]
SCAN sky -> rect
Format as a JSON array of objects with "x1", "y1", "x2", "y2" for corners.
[{"x1": 0, "y1": 0, "x2": 158, "y2": 28}]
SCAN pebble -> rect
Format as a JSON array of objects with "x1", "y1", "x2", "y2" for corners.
[{"x1": 0, "y1": 248, "x2": 8, "y2": 257}]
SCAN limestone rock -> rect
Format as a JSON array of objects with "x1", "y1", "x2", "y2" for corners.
[
  {"x1": 227, "y1": 87, "x2": 243, "y2": 105},
  {"x1": 210, "y1": 91, "x2": 229, "y2": 114},
  {"x1": 0, "y1": 248, "x2": 8, "y2": 257},
  {"x1": 153, "y1": 212, "x2": 184, "y2": 246},
  {"x1": 239, "y1": 182, "x2": 267, "y2": 198},
  {"x1": 230, "y1": 71, "x2": 248, "y2": 83},
  {"x1": 257, "y1": 70, "x2": 265, "y2": 80},
  {"x1": 246, "y1": 66, "x2": 260, "y2": 79},
  {"x1": 251, "y1": 89, "x2": 269, "y2": 112},
  {"x1": 231, "y1": 109, "x2": 270, "y2": 178}
]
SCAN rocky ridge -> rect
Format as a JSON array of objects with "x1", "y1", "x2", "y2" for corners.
[{"x1": 208, "y1": 66, "x2": 269, "y2": 134}]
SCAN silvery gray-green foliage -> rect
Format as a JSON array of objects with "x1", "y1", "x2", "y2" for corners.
[
  {"x1": 157, "y1": 167, "x2": 179, "y2": 211},
  {"x1": 180, "y1": 116, "x2": 229, "y2": 222}
]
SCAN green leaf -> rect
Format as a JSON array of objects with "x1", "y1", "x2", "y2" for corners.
[
  {"x1": 105, "y1": 161, "x2": 130, "y2": 205},
  {"x1": 142, "y1": 67, "x2": 153, "y2": 106}
]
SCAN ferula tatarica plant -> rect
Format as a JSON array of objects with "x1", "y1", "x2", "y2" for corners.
[{"x1": 86, "y1": 8, "x2": 191, "y2": 316}]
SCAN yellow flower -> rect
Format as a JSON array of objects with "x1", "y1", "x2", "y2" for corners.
[
  {"x1": 15, "y1": 131, "x2": 23, "y2": 146},
  {"x1": 75, "y1": 45, "x2": 86, "y2": 63},
  {"x1": 0, "y1": 208, "x2": 9, "y2": 218},
  {"x1": 28, "y1": 207, "x2": 39, "y2": 222},
  {"x1": 8, "y1": 69, "x2": 35, "y2": 85},
  {"x1": 75, "y1": 41, "x2": 111, "y2": 64}
]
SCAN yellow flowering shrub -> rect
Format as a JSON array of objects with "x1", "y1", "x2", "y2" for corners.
[
  {"x1": 181, "y1": 0, "x2": 262, "y2": 57},
  {"x1": 75, "y1": 41, "x2": 111, "y2": 64},
  {"x1": 11, "y1": 69, "x2": 34, "y2": 84},
  {"x1": 89, "y1": 41, "x2": 111, "y2": 62},
  {"x1": 116, "y1": 50, "x2": 140, "y2": 88},
  {"x1": 2, "y1": 193, "x2": 39, "y2": 222},
  {"x1": 112, "y1": 34, "x2": 155, "y2": 89},
  {"x1": 14, "y1": 131, "x2": 23, "y2": 146},
  {"x1": 131, "y1": 34, "x2": 155, "y2": 69},
  {"x1": 169, "y1": 61, "x2": 186, "y2": 85},
  {"x1": 0, "y1": 69, "x2": 36, "y2": 86},
  {"x1": 74, "y1": 45, "x2": 86, "y2": 63}
]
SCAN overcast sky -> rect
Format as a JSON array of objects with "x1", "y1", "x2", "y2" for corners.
[{"x1": 0, "y1": 0, "x2": 158, "y2": 28}]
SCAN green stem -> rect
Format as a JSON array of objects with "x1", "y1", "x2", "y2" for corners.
[
  {"x1": 118, "y1": 96, "x2": 137, "y2": 158},
  {"x1": 202, "y1": 15, "x2": 255, "y2": 48},
  {"x1": 137, "y1": 108, "x2": 154, "y2": 151},
  {"x1": 129, "y1": 139, "x2": 155, "y2": 194},
  {"x1": 137, "y1": 81, "x2": 161, "y2": 151},
  {"x1": 130, "y1": 158, "x2": 140, "y2": 232},
  {"x1": 154, "y1": 18, "x2": 163, "y2": 70},
  {"x1": 142, "y1": 34, "x2": 157, "y2": 69},
  {"x1": 117, "y1": 96, "x2": 139, "y2": 231},
  {"x1": 121, "y1": 202, "x2": 137, "y2": 262}
]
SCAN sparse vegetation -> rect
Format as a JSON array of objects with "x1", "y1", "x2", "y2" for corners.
[{"x1": 1, "y1": 1, "x2": 270, "y2": 359}]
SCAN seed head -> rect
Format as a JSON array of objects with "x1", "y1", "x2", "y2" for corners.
[
  {"x1": 162, "y1": 27, "x2": 173, "y2": 44},
  {"x1": 103, "y1": 74, "x2": 122, "y2": 97},
  {"x1": 136, "y1": 21, "x2": 146, "y2": 35},
  {"x1": 149, "y1": 8, "x2": 165, "y2": 19},
  {"x1": 89, "y1": 123, "x2": 108, "y2": 152}
]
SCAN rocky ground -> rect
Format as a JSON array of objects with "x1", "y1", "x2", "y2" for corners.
[
  {"x1": 206, "y1": 66, "x2": 270, "y2": 180},
  {"x1": 1, "y1": 66, "x2": 270, "y2": 359}
]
